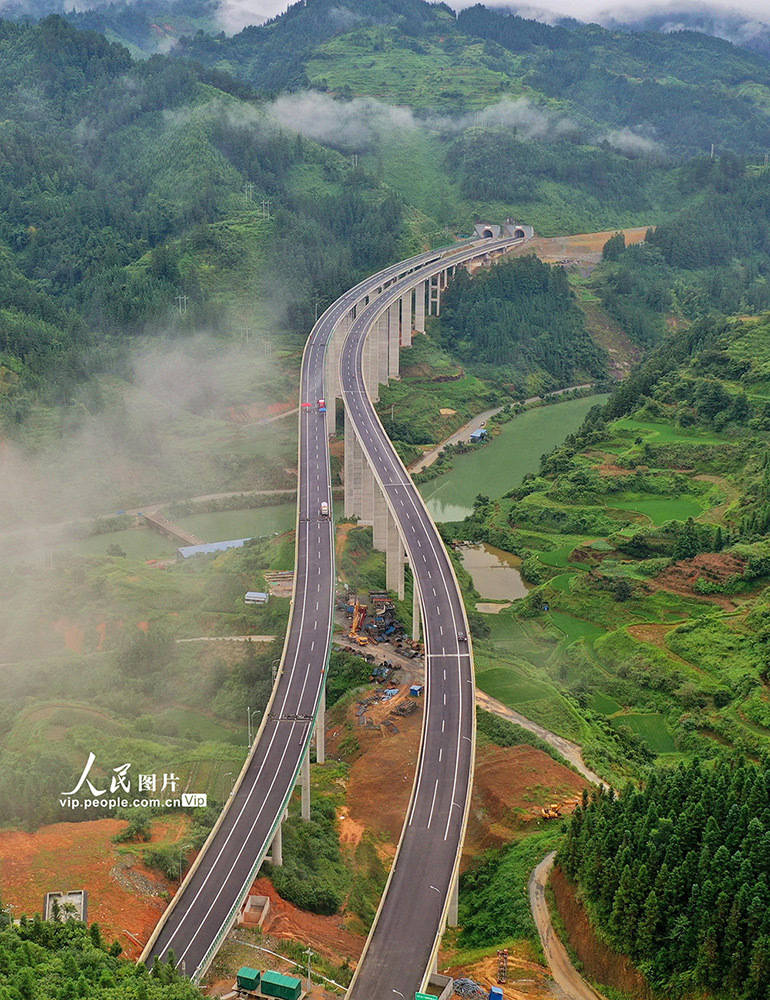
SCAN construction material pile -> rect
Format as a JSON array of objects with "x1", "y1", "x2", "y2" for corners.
[{"x1": 453, "y1": 978, "x2": 486, "y2": 999}]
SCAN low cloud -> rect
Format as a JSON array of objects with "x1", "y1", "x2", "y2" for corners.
[
  {"x1": 0, "y1": 333, "x2": 284, "y2": 559},
  {"x1": 602, "y1": 126, "x2": 664, "y2": 156},
  {"x1": 264, "y1": 91, "x2": 580, "y2": 150}
]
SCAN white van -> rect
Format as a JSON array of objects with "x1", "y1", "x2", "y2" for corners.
[{"x1": 319, "y1": 501, "x2": 329, "y2": 518}]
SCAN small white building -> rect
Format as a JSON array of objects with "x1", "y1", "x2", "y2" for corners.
[{"x1": 244, "y1": 591, "x2": 269, "y2": 606}]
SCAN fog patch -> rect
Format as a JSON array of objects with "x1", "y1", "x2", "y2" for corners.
[
  {"x1": 264, "y1": 91, "x2": 581, "y2": 150},
  {"x1": 602, "y1": 126, "x2": 663, "y2": 156},
  {"x1": 0, "y1": 332, "x2": 289, "y2": 567}
]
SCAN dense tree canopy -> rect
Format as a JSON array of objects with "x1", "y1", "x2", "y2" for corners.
[
  {"x1": 560, "y1": 759, "x2": 770, "y2": 998},
  {"x1": 439, "y1": 255, "x2": 606, "y2": 385},
  {"x1": 0, "y1": 912, "x2": 201, "y2": 999}
]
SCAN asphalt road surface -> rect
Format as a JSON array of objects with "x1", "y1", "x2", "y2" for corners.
[
  {"x1": 141, "y1": 234, "x2": 524, "y2": 983},
  {"x1": 140, "y1": 239, "x2": 485, "y2": 980},
  {"x1": 142, "y1": 306, "x2": 335, "y2": 979},
  {"x1": 341, "y1": 240, "x2": 524, "y2": 1000}
]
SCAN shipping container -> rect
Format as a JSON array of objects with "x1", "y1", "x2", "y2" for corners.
[
  {"x1": 236, "y1": 967, "x2": 261, "y2": 990},
  {"x1": 261, "y1": 969, "x2": 302, "y2": 1000}
]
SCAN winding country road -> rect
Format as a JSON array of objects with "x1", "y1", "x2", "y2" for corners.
[{"x1": 529, "y1": 853, "x2": 608, "y2": 1000}]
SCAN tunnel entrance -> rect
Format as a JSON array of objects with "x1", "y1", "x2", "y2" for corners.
[
  {"x1": 514, "y1": 228, "x2": 525, "y2": 239},
  {"x1": 482, "y1": 228, "x2": 494, "y2": 238}
]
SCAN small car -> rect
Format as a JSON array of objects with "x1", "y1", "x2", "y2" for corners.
[{"x1": 457, "y1": 632, "x2": 468, "y2": 642}]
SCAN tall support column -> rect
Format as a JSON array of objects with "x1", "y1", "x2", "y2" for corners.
[
  {"x1": 315, "y1": 684, "x2": 325, "y2": 764},
  {"x1": 326, "y1": 314, "x2": 350, "y2": 437},
  {"x1": 429, "y1": 273, "x2": 441, "y2": 316},
  {"x1": 412, "y1": 573, "x2": 421, "y2": 642},
  {"x1": 373, "y1": 485, "x2": 388, "y2": 552},
  {"x1": 344, "y1": 420, "x2": 364, "y2": 520},
  {"x1": 377, "y1": 313, "x2": 389, "y2": 385},
  {"x1": 301, "y1": 747, "x2": 311, "y2": 821},
  {"x1": 361, "y1": 459, "x2": 375, "y2": 526},
  {"x1": 447, "y1": 873, "x2": 459, "y2": 927},
  {"x1": 386, "y1": 508, "x2": 405, "y2": 600},
  {"x1": 400, "y1": 290, "x2": 412, "y2": 348},
  {"x1": 363, "y1": 335, "x2": 379, "y2": 402},
  {"x1": 271, "y1": 817, "x2": 283, "y2": 867},
  {"x1": 388, "y1": 304, "x2": 400, "y2": 378},
  {"x1": 324, "y1": 317, "x2": 340, "y2": 437},
  {"x1": 414, "y1": 280, "x2": 426, "y2": 333}
]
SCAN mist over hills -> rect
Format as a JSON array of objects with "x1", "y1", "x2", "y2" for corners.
[{"x1": 3, "y1": 0, "x2": 770, "y2": 424}]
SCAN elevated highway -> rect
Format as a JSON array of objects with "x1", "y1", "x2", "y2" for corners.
[{"x1": 140, "y1": 232, "x2": 528, "y2": 987}]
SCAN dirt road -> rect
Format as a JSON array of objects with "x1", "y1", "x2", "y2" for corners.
[
  {"x1": 475, "y1": 690, "x2": 605, "y2": 788},
  {"x1": 529, "y1": 853, "x2": 608, "y2": 1000}
]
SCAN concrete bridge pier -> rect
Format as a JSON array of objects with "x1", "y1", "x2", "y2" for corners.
[
  {"x1": 386, "y1": 508, "x2": 405, "y2": 601},
  {"x1": 300, "y1": 746, "x2": 311, "y2": 822},
  {"x1": 388, "y1": 304, "x2": 400, "y2": 378},
  {"x1": 377, "y1": 312, "x2": 390, "y2": 385},
  {"x1": 412, "y1": 573, "x2": 421, "y2": 642},
  {"x1": 429, "y1": 272, "x2": 441, "y2": 316},
  {"x1": 268, "y1": 810, "x2": 286, "y2": 867},
  {"x1": 361, "y1": 458, "x2": 376, "y2": 527},
  {"x1": 414, "y1": 280, "x2": 426, "y2": 333},
  {"x1": 315, "y1": 684, "x2": 325, "y2": 764},
  {"x1": 363, "y1": 335, "x2": 379, "y2": 402},
  {"x1": 344, "y1": 422, "x2": 365, "y2": 520},
  {"x1": 400, "y1": 290, "x2": 413, "y2": 348}
]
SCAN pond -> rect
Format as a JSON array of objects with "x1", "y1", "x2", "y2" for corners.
[
  {"x1": 459, "y1": 542, "x2": 530, "y2": 601},
  {"x1": 420, "y1": 394, "x2": 608, "y2": 521}
]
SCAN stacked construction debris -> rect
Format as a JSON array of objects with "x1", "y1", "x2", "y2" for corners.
[{"x1": 453, "y1": 979, "x2": 486, "y2": 999}]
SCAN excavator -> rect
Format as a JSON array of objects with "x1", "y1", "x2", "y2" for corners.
[{"x1": 348, "y1": 601, "x2": 370, "y2": 646}]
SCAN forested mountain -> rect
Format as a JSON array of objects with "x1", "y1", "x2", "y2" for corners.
[
  {"x1": 0, "y1": 16, "x2": 404, "y2": 421},
  {"x1": 560, "y1": 760, "x2": 770, "y2": 998},
  {"x1": 605, "y1": 6, "x2": 770, "y2": 60},
  {"x1": 591, "y1": 157, "x2": 770, "y2": 347},
  {"x1": 439, "y1": 255, "x2": 605, "y2": 384},
  {"x1": 160, "y1": 0, "x2": 770, "y2": 156}
]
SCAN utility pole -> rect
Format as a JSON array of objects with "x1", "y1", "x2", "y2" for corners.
[
  {"x1": 175, "y1": 294, "x2": 188, "y2": 316},
  {"x1": 260, "y1": 199, "x2": 272, "y2": 219},
  {"x1": 247, "y1": 706, "x2": 252, "y2": 746},
  {"x1": 314, "y1": 295, "x2": 329, "y2": 322},
  {"x1": 351, "y1": 152, "x2": 359, "y2": 168},
  {"x1": 243, "y1": 181, "x2": 254, "y2": 201},
  {"x1": 304, "y1": 947, "x2": 313, "y2": 993}
]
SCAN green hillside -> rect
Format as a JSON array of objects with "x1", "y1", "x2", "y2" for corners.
[{"x1": 454, "y1": 307, "x2": 770, "y2": 782}]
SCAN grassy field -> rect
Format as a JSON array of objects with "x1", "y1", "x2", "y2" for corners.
[{"x1": 613, "y1": 713, "x2": 677, "y2": 754}]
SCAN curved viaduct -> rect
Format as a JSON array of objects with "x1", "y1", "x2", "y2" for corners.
[{"x1": 140, "y1": 231, "x2": 529, "y2": 991}]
